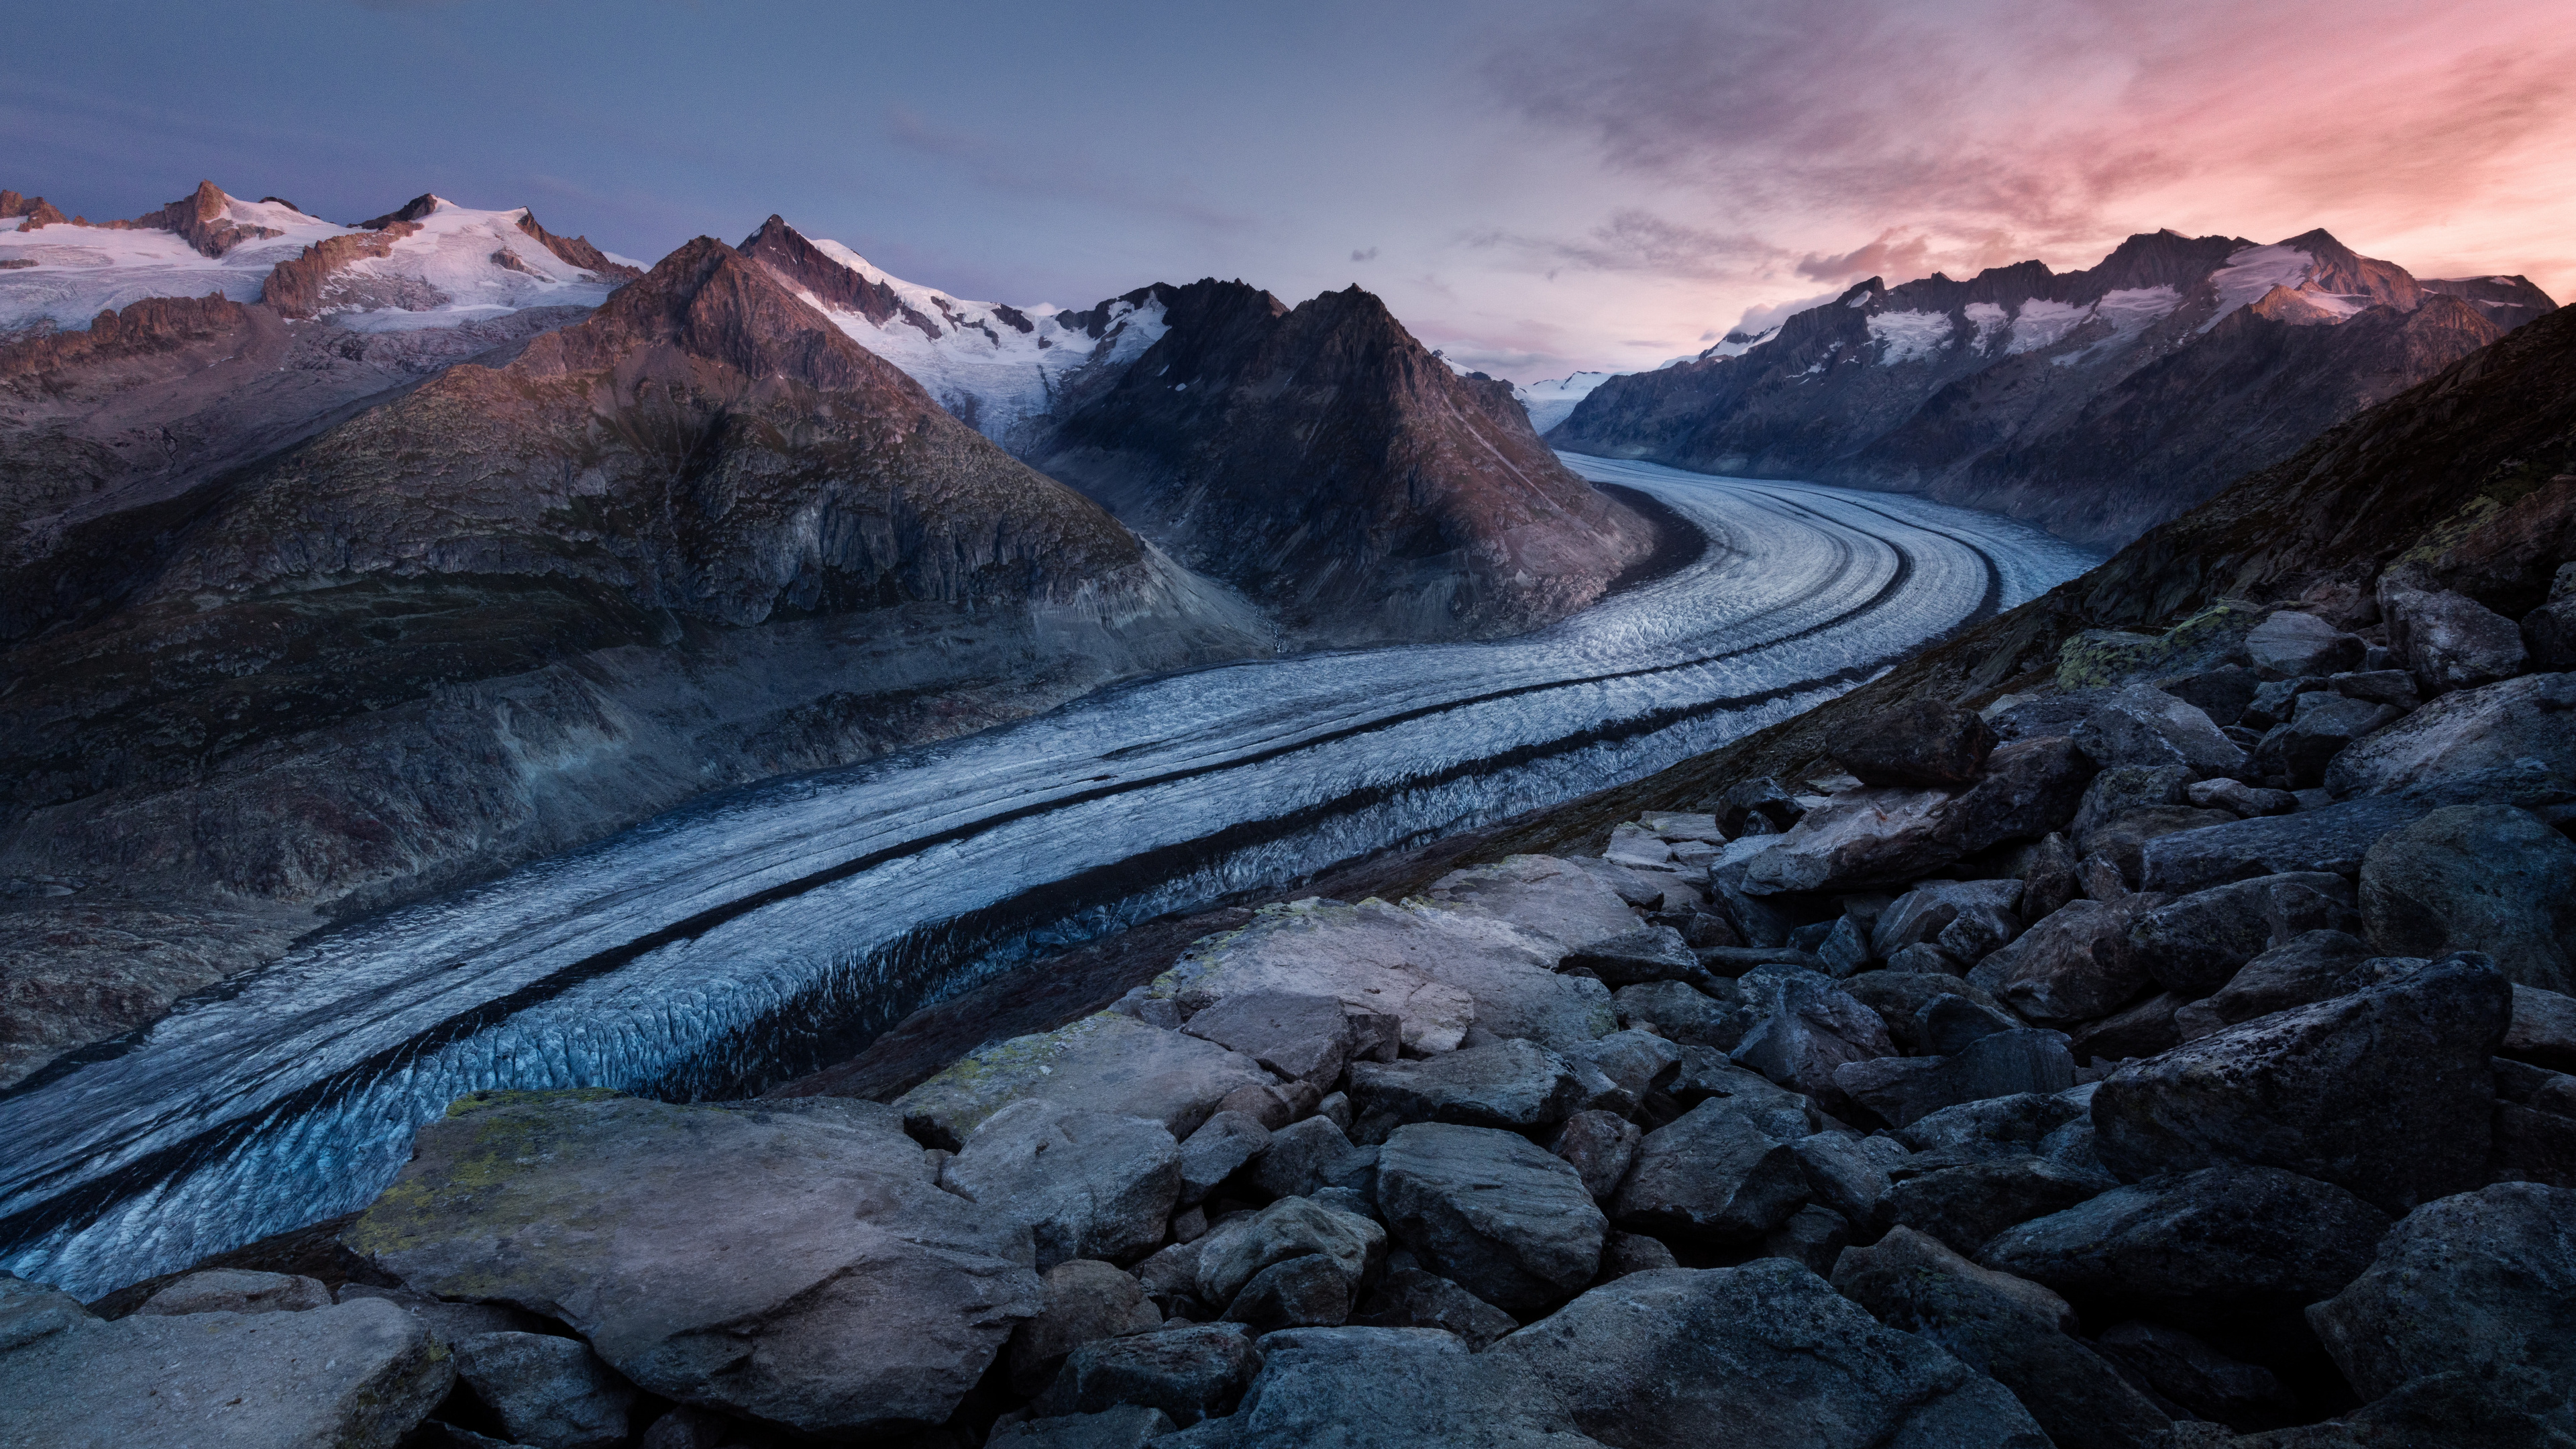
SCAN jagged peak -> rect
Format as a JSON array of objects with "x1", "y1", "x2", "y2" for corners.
[{"x1": 356, "y1": 193, "x2": 446, "y2": 231}]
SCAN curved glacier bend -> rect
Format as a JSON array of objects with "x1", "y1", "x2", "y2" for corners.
[{"x1": 0, "y1": 462, "x2": 2098, "y2": 1296}]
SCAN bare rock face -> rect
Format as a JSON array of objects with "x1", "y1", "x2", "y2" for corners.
[
  {"x1": 1025, "y1": 278, "x2": 1659, "y2": 646},
  {"x1": 1831, "y1": 698, "x2": 1998, "y2": 786},
  {"x1": 2306, "y1": 1182, "x2": 2576, "y2": 1403},
  {"x1": 1375, "y1": 1122, "x2": 1605, "y2": 1316},
  {"x1": 2359, "y1": 804, "x2": 2576, "y2": 994},
  {"x1": 343, "y1": 1091, "x2": 1044, "y2": 1440}
]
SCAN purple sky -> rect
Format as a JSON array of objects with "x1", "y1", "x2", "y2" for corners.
[{"x1": 10, "y1": 1, "x2": 2573, "y2": 382}]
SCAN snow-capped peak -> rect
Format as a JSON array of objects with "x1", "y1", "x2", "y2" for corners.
[{"x1": 1513, "y1": 371, "x2": 1615, "y2": 432}]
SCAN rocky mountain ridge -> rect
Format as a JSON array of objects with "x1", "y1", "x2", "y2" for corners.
[{"x1": 1554, "y1": 228, "x2": 2558, "y2": 549}]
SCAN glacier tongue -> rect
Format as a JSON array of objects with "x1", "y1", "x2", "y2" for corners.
[{"x1": 0, "y1": 460, "x2": 2096, "y2": 1298}]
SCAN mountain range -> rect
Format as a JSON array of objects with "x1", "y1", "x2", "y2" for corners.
[{"x1": 1552, "y1": 228, "x2": 2558, "y2": 547}]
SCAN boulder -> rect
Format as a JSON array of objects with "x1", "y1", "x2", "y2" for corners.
[
  {"x1": 0, "y1": 1273, "x2": 94, "y2": 1351},
  {"x1": 2131, "y1": 872, "x2": 2361, "y2": 998},
  {"x1": 334, "y1": 1285, "x2": 555, "y2": 1348},
  {"x1": 1558, "y1": 926, "x2": 1701, "y2": 987},
  {"x1": 1833, "y1": 1228, "x2": 2174, "y2": 1449},
  {"x1": 1872, "y1": 880, "x2": 2024, "y2": 959},
  {"x1": 1739, "y1": 786, "x2": 1957, "y2": 894},
  {"x1": 2074, "y1": 684, "x2": 2248, "y2": 779},
  {"x1": 1424, "y1": 853, "x2": 1646, "y2": 955},
  {"x1": 2385, "y1": 586, "x2": 2529, "y2": 694},
  {"x1": 343, "y1": 1092, "x2": 1042, "y2": 1439},
  {"x1": 898, "y1": 1013, "x2": 1275, "y2": 1148},
  {"x1": 2137, "y1": 796, "x2": 2430, "y2": 895},
  {"x1": 943, "y1": 1099, "x2": 1184, "y2": 1269},
  {"x1": 2306, "y1": 1183, "x2": 2576, "y2": 1402},
  {"x1": 1549, "y1": 1110, "x2": 1642, "y2": 1200},
  {"x1": 2171, "y1": 930, "x2": 2373, "y2": 1040},
  {"x1": 1790, "y1": 1133, "x2": 1905, "y2": 1237},
  {"x1": 2219, "y1": 1364, "x2": 2576, "y2": 1448},
  {"x1": 136, "y1": 1269, "x2": 333, "y2": 1318},
  {"x1": 1562, "y1": 1028, "x2": 1682, "y2": 1114},
  {"x1": 1612, "y1": 1099, "x2": 1810, "y2": 1242},
  {"x1": 1979, "y1": 1166, "x2": 2390, "y2": 1322},
  {"x1": 1179, "y1": 1326, "x2": 1587, "y2": 1448},
  {"x1": 1916, "y1": 991, "x2": 2023, "y2": 1055},
  {"x1": 1346, "y1": 1038, "x2": 1585, "y2": 1131},
  {"x1": 1611, "y1": 979, "x2": 1748, "y2": 1049},
  {"x1": 2525, "y1": 596, "x2": 2576, "y2": 671},
  {"x1": 2065, "y1": 991, "x2": 2186, "y2": 1063},
  {"x1": 1224, "y1": 1255, "x2": 1356, "y2": 1332},
  {"x1": 1665, "y1": 1050, "x2": 1824, "y2": 1136},
  {"x1": 1176, "y1": 1111, "x2": 1271, "y2": 1208},
  {"x1": 2324, "y1": 669, "x2": 2422, "y2": 709},
  {"x1": 2504, "y1": 985, "x2": 2576, "y2": 1073},
  {"x1": 1487, "y1": 1262, "x2": 2054, "y2": 1448},
  {"x1": 1713, "y1": 776, "x2": 1808, "y2": 836},
  {"x1": 2090, "y1": 955, "x2": 2511, "y2": 1212},
  {"x1": 2259, "y1": 693, "x2": 2406, "y2": 789},
  {"x1": 1352, "y1": 1266, "x2": 1520, "y2": 1349},
  {"x1": 1008, "y1": 1260, "x2": 1164, "y2": 1397},
  {"x1": 2082, "y1": 806, "x2": 2243, "y2": 883},
  {"x1": 1926, "y1": 737, "x2": 2096, "y2": 860},
  {"x1": 990, "y1": 1406, "x2": 1179, "y2": 1449},
  {"x1": 2322, "y1": 672, "x2": 2576, "y2": 807},
  {"x1": 1831, "y1": 698, "x2": 1998, "y2": 786},
  {"x1": 0, "y1": 1295, "x2": 453, "y2": 1449},
  {"x1": 449, "y1": 1331, "x2": 638, "y2": 1449},
  {"x1": 2071, "y1": 764, "x2": 2194, "y2": 847},
  {"x1": 1195, "y1": 1196, "x2": 1385, "y2": 1309},
  {"x1": 1969, "y1": 899, "x2": 2152, "y2": 1024},
  {"x1": 1640, "y1": 810, "x2": 1724, "y2": 843},
  {"x1": 1033, "y1": 1322, "x2": 1257, "y2": 1427},
  {"x1": 2023, "y1": 832, "x2": 2082, "y2": 920},
  {"x1": 1214, "y1": 1078, "x2": 1322, "y2": 1130},
  {"x1": 1896, "y1": 1091, "x2": 2090, "y2": 1156},
  {"x1": 1760, "y1": 1203, "x2": 1853, "y2": 1276},
  {"x1": 2155, "y1": 663, "x2": 2263, "y2": 726},
  {"x1": 1880, "y1": 1157, "x2": 2112, "y2": 1256},
  {"x1": 1727, "y1": 968, "x2": 1894, "y2": 1110},
  {"x1": 1831, "y1": 1030, "x2": 2076, "y2": 1128},
  {"x1": 1183, "y1": 989, "x2": 1358, "y2": 1088},
  {"x1": 1817, "y1": 915, "x2": 1874, "y2": 975},
  {"x1": 1247, "y1": 1114, "x2": 1376, "y2": 1197},
  {"x1": 1605, "y1": 822, "x2": 1674, "y2": 869},
  {"x1": 2359, "y1": 804, "x2": 2576, "y2": 994},
  {"x1": 1841, "y1": 971, "x2": 2012, "y2": 1054},
  {"x1": 2245, "y1": 610, "x2": 2365, "y2": 681},
  {"x1": 1375, "y1": 1124, "x2": 1605, "y2": 1316},
  {"x1": 2094, "y1": 1321, "x2": 2298, "y2": 1432},
  {"x1": 2187, "y1": 777, "x2": 2300, "y2": 817}
]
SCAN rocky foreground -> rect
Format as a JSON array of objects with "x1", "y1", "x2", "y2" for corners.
[{"x1": 6, "y1": 558, "x2": 2574, "y2": 1445}]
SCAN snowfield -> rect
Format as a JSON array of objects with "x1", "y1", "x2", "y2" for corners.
[{"x1": 0, "y1": 458, "x2": 2098, "y2": 1297}]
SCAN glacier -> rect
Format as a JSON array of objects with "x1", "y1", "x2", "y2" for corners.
[{"x1": 0, "y1": 459, "x2": 2098, "y2": 1297}]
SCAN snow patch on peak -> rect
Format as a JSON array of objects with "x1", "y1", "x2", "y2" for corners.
[
  {"x1": 2004, "y1": 297, "x2": 2090, "y2": 355},
  {"x1": 1515, "y1": 371, "x2": 1614, "y2": 431},
  {"x1": 1866, "y1": 309, "x2": 1956, "y2": 365},
  {"x1": 1964, "y1": 301, "x2": 2009, "y2": 352},
  {"x1": 326, "y1": 199, "x2": 627, "y2": 331}
]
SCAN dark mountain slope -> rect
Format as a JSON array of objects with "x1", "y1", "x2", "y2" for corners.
[{"x1": 1022, "y1": 278, "x2": 1659, "y2": 645}]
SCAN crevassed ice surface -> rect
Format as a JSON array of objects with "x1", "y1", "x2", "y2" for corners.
[{"x1": 0, "y1": 460, "x2": 2098, "y2": 1296}]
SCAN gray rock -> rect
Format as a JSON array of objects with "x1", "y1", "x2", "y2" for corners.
[
  {"x1": 2084, "y1": 805, "x2": 2243, "y2": 883},
  {"x1": 1739, "y1": 786, "x2": 1960, "y2": 895},
  {"x1": 1727, "y1": 968, "x2": 1894, "y2": 1111},
  {"x1": 136, "y1": 1268, "x2": 333, "y2": 1318},
  {"x1": 2094, "y1": 1321, "x2": 2298, "y2": 1432},
  {"x1": 1935, "y1": 902, "x2": 2020, "y2": 965},
  {"x1": 450, "y1": 1331, "x2": 637, "y2": 1449},
  {"x1": 1559, "y1": 926, "x2": 1701, "y2": 987},
  {"x1": 1970, "y1": 898, "x2": 2153, "y2": 1024},
  {"x1": 1214, "y1": 1078, "x2": 1322, "y2": 1131},
  {"x1": 2072, "y1": 764, "x2": 2194, "y2": 847},
  {"x1": 2155, "y1": 663, "x2": 2263, "y2": 726},
  {"x1": 2171, "y1": 930, "x2": 2374, "y2": 1040},
  {"x1": 1035, "y1": 1321, "x2": 1257, "y2": 1427},
  {"x1": 2246, "y1": 610, "x2": 2364, "y2": 681},
  {"x1": 2131, "y1": 871, "x2": 2361, "y2": 998},
  {"x1": 1246, "y1": 1114, "x2": 1376, "y2": 1198},
  {"x1": 1223, "y1": 1254, "x2": 1355, "y2": 1332},
  {"x1": 1562, "y1": 1028, "x2": 1682, "y2": 1116},
  {"x1": 1760, "y1": 1203, "x2": 1853, "y2": 1277},
  {"x1": 1008, "y1": 1259, "x2": 1164, "y2": 1397},
  {"x1": 1896, "y1": 1091, "x2": 2091, "y2": 1156},
  {"x1": 2490, "y1": 1059, "x2": 2576, "y2": 1191},
  {"x1": 1375, "y1": 1124, "x2": 1605, "y2": 1316},
  {"x1": 2187, "y1": 777, "x2": 2300, "y2": 816},
  {"x1": 1790, "y1": 1131, "x2": 1906, "y2": 1235},
  {"x1": 1832, "y1": 698, "x2": 1998, "y2": 787},
  {"x1": 1346, "y1": 1038, "x2": 1585, "y2": 1131},
  {"x1": 1916, "y1": 991, "x2": 2025, "y2": 1055},
  {"x1": 1980, "y1": 1165, "x2": 2390, "y2": 1324},
  {"x1": 1834, "y1": 1227, "x2": 2173, "y2": 1449},
  {"x1": 344, "y1": 1091, "x2": 1041, "y2": 1439},
  {"x1": 1665, "y1": 1049, "x2": 1825, "y2": 1139},
  {"x1": 1597, "y1": 1230, "x2": 1682, "y2": 1279},
  {"x1": 1833, "y1": 1030, "x2": 2076, "y2": 1128},
  {"x1": 1694, "y1": 943, "x2": 1829, "y2": 976},
  {"x1": 1988, "y1": 689, "x2": 2112, "y2": 743},
  {"x1": 2076, "y1": 683, "x2": 2248, "y2": 779},
  {"x1": 1928, "y1": 735, "x2": 2099, "y2": 859},
  {"x1": 1176, "y1": 1110, "x2": 1271, "y2": 1208},
  {"x1": 0, "y1": 1271, "x2": 93, "y2": 1352},
  {"x1": 1549, "y1": 1109, "x2": 1642, "y2": 1199},
  {"x1": 1605, "y1": 822, "x2": 1674, "y2": 869},
  {"x1": 944, "y1": 1099, "x2": 1185, "y2": 1269},
  {"x1": 990, "y1": 1405, "x2": 1179, "y2": 1449},
  {"x1": 1715, "y1": 775, "x2": 1807, "y2": 836},
  {"x1": 1640, "y1": 810, "x2": 1725, "y2": 843},
  {"x1": 1183, "y1": 989, "x2": 1358, "y2": 1088},
  {"x1": 2090, "y1": 955, "x2": 2510, "y2": 1212},
  {"x1": 333, "y1": 1285, "x2": 557, "y2": 1348},
  {"x1": 1873, "y1": 879, "x2": 2025, "y2": 959},
  {"x1": 1178, "y1": 1326, "x2": 1590, "y2": 1448},
  {"x1": 1841, "y1": 971, "x2": 2012, "y2": 1054},
  {"x1": 1612, "y1": 1098, "x2": 1811, "y2": 1241},
  {"x1": 2220, "y1": 1364, "x2": 2576, "y2": 1448},
  {"x1": 2138, "y1": 796, "x2": 2431, "y2": 895},
  {"x1": 2505, "y1": 984, "x2": 2576, "y2": 1073},
  {"x1": 2525, "y1": 596, "x2": 2576, "y2": 672},
  {"x1": 2263, "y1": 692, "x2": 2407, "y2": 788},
  {"x1": 1886, "y1": 941, "x2": 1963, "y2": 973},
  {"x1": 1487, "y1": 1261, "x2": 2054, "y2": 1448},
  {"x1": 1611, "y1": 979, "x2": 1748, "y2": 1049},
  {"x1": 2324, "y1": 672, "x2": 2576, "y2": 808},
  {"x1": 1132, "y1": 1239, "x2": 1205, "y2": 1307},
  {"x1": 898, "y1": 1012, "x2": 1274, "y2": 1148},
  {"x1": 2241, "y1": 675, "x2": 2325, "y2": 731},
  {"x1": 2023, "y1": 831, "x2": 2082, "y2": 921},
  {"x1": 1816, "y1": 915, "x2": 1874, "y2": 976},
  {"x1": 1352, "y1": 1267, "x2": 1520, "y2": 1349},
  {"x1": 2325, "y1": 669, "x2": 2423, "y2": 709},
  {"x1": 1195, "y1": 1196, "x2": 1385, "y2": 1308},
  {"x1": 2307, "y1": 1182, "x2": 2576, "y2": 1402},
  {"x1": 1880, "y1": 1157, "x2": 2112, "y2": 1256},
  {"x1": 2065, "y1": 991, "x2": 2186, "y2": 1063},
  {"x1": 0, "y1": 1295, "x2": 453, "y2": 1449},
  {"x1": 2361, "y1": 804, "x2": 2576, "y2": 994},
  {"x1": 2386, "y1": 586, "x2": 2529, "y2": 694}
]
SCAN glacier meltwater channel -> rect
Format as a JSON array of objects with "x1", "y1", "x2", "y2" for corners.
[{"x1": 0, "y1": 461, "x2": 2098, "y2": 1297}]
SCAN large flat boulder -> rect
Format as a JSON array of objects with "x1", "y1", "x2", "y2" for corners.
[
  {"x1": 2137, "y1": 796, "x2": 2430, "y2": 895},
  {"x1": 2089, "y1": 955, "x2": 2510, "y2": 1213},
  {"x1": 1375, "y1": 1123, "x2": 1605, "y2": 1316},
  {"x1": 896, "y1": 1012, "x2": 1274, "y2": 1148},
  {"x1": 1177, "y1": 1326, "x2": 1601, "y2": 1448},
  {"x1": 941, "y1": 1099, "x2": 1183, "y2": 1269},
  {"x1": 1155, "y1": 896, "x2": 1615, "y2": 1052},
  {"x1": 1485, "y1": 1262, "x2": 2055, "y2": 1448},
  {"x1": 2323, "y1": 672, "x2": 2576, "y2": 806},
  {"x1": 1346, "y1": 1038, "x2": 1585, "y2": 1131},
  {"x1": 1611, "y1": 1098, "x2": 1810, "y2": 1242},
  {"x1": 343, "y1": 1091, "x2": 1043, "y2": 1440},
  {"x1": 1421, "y1": 854, "x2": 1646, "y2": 953},
  {"x1": 1739, "y1": 786, "x2": 1956, "y2": 894},
  {"x1": 1968, "y1": 899, "x2": 2151, "y2": 1024},
  {"x1": 2306, "y1": 1183, "x2": 2576, "y2": 1403},
  {"x1": 2360, "y1": 804, "x2": 2576, "y2": 994},
  {"x1": 0, "y1": 1293, "x2": 452, "y2": 1449}
]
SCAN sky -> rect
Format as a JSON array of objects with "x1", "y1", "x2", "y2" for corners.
[{"x1": 9, "y1": 0, "x2": 2575, "y2": 383}]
